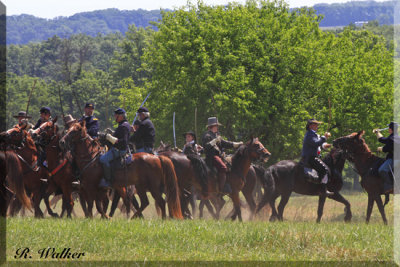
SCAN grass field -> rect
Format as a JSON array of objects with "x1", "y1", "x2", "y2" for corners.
[{"x1": 4, "y1": 192, "x2": 397, "y2": 263}]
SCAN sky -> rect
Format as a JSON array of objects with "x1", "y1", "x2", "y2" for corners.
[{"x1": 0, "y1": 0, "x2": 390, "y2": 19}]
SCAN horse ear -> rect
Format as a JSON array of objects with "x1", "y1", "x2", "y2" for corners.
[
  {"x1": 53, "y1": 116, "x2": 58, "y2": 123},
  {"x1": 356, "y1": 130, "x2": 365, "y2": 138},
  {"x1": 80, "y1": 119, "x2": 86, "y2": 127}
]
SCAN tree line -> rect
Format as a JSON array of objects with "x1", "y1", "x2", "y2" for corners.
[
  {"x1": 6, "y1": 1, "x2": 396, "y2": 45},
  {"x1": 6, "y1": 0, "x2": 394, "y2": 166}
]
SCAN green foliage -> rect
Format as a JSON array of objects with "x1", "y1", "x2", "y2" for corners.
[{"x1": 5, "y1": 0, "x2": 394, "y2": 164}]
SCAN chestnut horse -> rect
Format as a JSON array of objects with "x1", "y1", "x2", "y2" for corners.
[
  {"x1": 255, "y1": 147, "x2": 352, "y2": 223},
  {"x1": 31, "y1": 117, "x2": 78, "y2": 218},
  {"x1": 60, "y1": 120, "x2": 183, "y2": 219},
  {"x1": 3, "y1": 125, "x2": 52, "y2": 217},
  {"x1": 333, "y1": 131, "x2": 393, "y2": 224}
]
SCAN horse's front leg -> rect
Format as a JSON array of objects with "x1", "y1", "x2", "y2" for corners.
[
  {"x1": 316, "y1": 195, "x2": 326, "y2": 223},
  {"x1": 229, "y1": 192, "x2": 242, "y2": 221},
  {"x1": 375, "y1": 194, "x2": 388, "y2": 225},
  {"x1": 328, "y1": 192, "x2": 352, "y2": 222},
  {"x1": 366, "y1": 193, "x2": 374, "y2": 224}
]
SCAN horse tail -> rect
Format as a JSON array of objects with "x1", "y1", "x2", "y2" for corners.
[
  {"x1": 159, "y1": 155, "x2": 183, "y2": 219},
  {"x1": 6, "y1": 151, "x2": 32, "y2": 211},
  {"x1": 255, "y1": 166, "x2": 275, "y2": 213},
  {"x1": 186, "y1": 154, "x2": 209, "y2": 196},
  {"x1": 384, "y1": 193, "x2": 390, "y2": 207}
]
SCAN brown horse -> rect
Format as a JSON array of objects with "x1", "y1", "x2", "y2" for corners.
[
  {"x1": 60, "y1": 120, "x2": 183, "y2": 219},
  {"x1": 155, "y1": 144, "x2": 216, "y2": 219},
  {"x1": 3, "y1": 125, "x2": 52, "y2": 217},
  {"x1": 0, "y1": 150, "x2": 32, "y2": 216},
  {"x1": 218, "y1": 138, "x2": 271, "y2": 221},
  {"x1": 333, "y1": 131, "x2": 392, "y2": 224},
  {"x1": 31, "y1": 117, "x2": 78, "y2": 218}
]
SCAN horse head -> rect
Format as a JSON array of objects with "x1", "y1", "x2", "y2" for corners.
[
  {"x1": 333, "y1": 131, "x2": 368, "y2": 162},
  {"x1": 32, "y1": 116, "x2": 59, "y2": 146},
  {"x1": 4, "y1": 124, "x2": 28, "y2": 148},
  {"x1": 59, "y1": 119, "x2": 88, "y2": 152},
  {"x1": 245, "y1": 137, "x2": 271, "y2": 162},
  {"x1": 155, "y1": 141, "x2": 172, "y2": 153}
]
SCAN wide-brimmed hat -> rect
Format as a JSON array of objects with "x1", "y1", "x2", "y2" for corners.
[
  {"x1": 307, "y1": 118, "x2": 322, "y2": 125},
  {"x1": 64, "y1": 114, "x2": 76, "y2": 125},
  {"x1": 13, "y1": 111, "x2": 31, "y2": 119},
  {"x1": 183, "y1": 130, "x2": 196, "y2": 139},
  {"x1": 207, "y1": 117, "x2": 222, "y2": 128}
]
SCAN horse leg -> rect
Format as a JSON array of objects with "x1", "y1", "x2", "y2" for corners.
[
  {"x1": 375, "y1": 195, "x2": 388, "y2": 225},
  {"x1": 43, "y1": 193, "x2": 59, "y2": 218},
  {"x1": 150, "y1": 190, "x2": 166, "y2": 219},
  {"x1": 213, "y1": 196, "x2": 225, "y2": 219},
  {"x1": 199, "y1": 200, "x2": 205, "y2": 218},
  {"x1": 116, "y1": 187, "x2": 131, "y2": 219},
  {"x1": 109, "y1": 190, "x2": 120, "y2": 218},
  {"x1": 190, "y1": 191, "x2": 197, "y2": 218},
  {"x1": 61, "y1": 188, "x2": 74, "y2": 219},
  {"x1": 328, "y1": 192, "x2": 352, "y2": 222},
  {"x1": 316, "y1": 195, "x2": 326, "y2": 223},
  {"x1": 366, "y1": 193, "x2": 374, "y2": 224},
  {"x1": 78, "y1": 191, "x2": 88, "y2": 217},
  {"x1": 230, "y1": 192, "x2": 242, "y2": 221},
  {"x1": 242, "y1": 188, "x2": 256, "y2": 221},
  {"x1": 32, "y1": 192, "x2": 44, "y2": 218},
  {"x1": 277, "y1": 193, "x2": 291, "y2": 221},
  {"x1": 269, "y1": 195, "x2": 279, "y2": 222},
  {"x1": 132, "y1": 189, "x2": 149, "y2": 219},
  {"x1": 204, "y1": 199, "x2": 217, "y2": 219}
]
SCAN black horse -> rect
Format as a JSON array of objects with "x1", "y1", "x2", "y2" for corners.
[{"x1": 256, "y1": 147, "x2": 352, "y2": 222}]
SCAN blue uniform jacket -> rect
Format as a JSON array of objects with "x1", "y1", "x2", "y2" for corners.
[
  {"x1": 79, "y1": 116, "x2": 99, "y2": 138},
  {"x1": 301, "y1": 130, "x2": 326, "y2": 159},
  {"x1": 379, "y1": 133, "x2": 394, "y2": 160},
  {"x1": 113, "y1": 120, "x2": 130, "y2": 151},
  {"x1": 131, "y1": 117, "x2": 155, "y2": 149}
]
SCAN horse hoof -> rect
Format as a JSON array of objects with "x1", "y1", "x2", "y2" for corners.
[{"x1": 51, "y1": 213, "x2": 59, "y2": 218}]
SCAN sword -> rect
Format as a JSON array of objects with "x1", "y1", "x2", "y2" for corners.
[
  {"x1": 58, "y1": 83, "x2": 65, "y2": 124},
  {"x1": 25, "y1": 79, "x2": 37, "y2": 118},
  {"x1": 132, "y1": 92, "x2": 151, "y2": 124},
  {"x1": 173, "y1": 112, "x2": 176, "y2": 148}
]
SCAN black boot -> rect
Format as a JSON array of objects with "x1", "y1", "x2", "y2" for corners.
[{"x1": 99, "y1": 165, "x2": 112, "y2": 188}]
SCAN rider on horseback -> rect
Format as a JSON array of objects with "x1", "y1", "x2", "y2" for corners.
[
  {"x1": 33, "y1": 107, "x2": 52, "y2": 168},
  {"x1": 99, "y1": 108, "x2": 130, "y2": 188},
  {"x1": 182, "y1": 131, "x2": 203, "y2": 156},
  {"x1": 374, "y1": 121, "x2": 397, "y2": 194},
  {"x1": 78, "y1": 103, "x2": 99, "y2": 139},
  {"x1": 301, "y1": 118, "x2": 333, "y2": 196},
  {"x1": 130, "y1": 107, "x2": 155, "y2": 154},
  {"x1": 13, "y1": 111, "x2": 33, "y2": 129},
  {"x1": 202, "y1": 117, "x2": 242, "y2": 194}
]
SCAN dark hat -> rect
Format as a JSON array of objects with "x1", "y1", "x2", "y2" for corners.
[
  {"x1": 114, "y1": 108, "x2": 126, "y2": 115},
  {"x1": 64, "y1": 114, "x2": 76, "y2": 125},
  {"x1": 183, "y1": 130, "x2": 196, "y2": 139},
  {"x1": 137, "y1": 106, "x2": 149, "y2": 113},
  {"x1": 13, "y1": 111, "x2": 31, "y2": 119},
  {"x1": 85, "y1": 103, "x2": 95, "y2": 109},
  {"x1": 388, "y1": 122, "x2": 398, "y2": 130},
  {"x1": 207, "y1": 117, "x2": 222, "y2": 127},
  {"x1": 40, "y1": 107, "x2": 51, "y2": 114}
]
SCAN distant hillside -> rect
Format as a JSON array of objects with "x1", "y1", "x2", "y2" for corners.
[
  {"x1": 6, "y1": 1, "x2": 396, "y2": 45},
  {"x1": 6, "y1": 9, "x2": 162, "y2": 44}
]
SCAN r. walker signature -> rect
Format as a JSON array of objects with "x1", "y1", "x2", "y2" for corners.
[{"x1": 15, "y1": 247, "x2": 85, "y2": 259}]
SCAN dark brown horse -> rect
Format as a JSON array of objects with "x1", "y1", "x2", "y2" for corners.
[
  {"x1": 60, "y1": 120, "x2": 183, "y2": 219},
  {"x1": 256, "y1": 147, "x2": 352, "y2": 223},
  {"x1": 3, "y1": 125, "x2": 49, "y2": 217},
  {"x1": 31, "y1": 117, "x2": 78, "y2": 218},
  {"x1": 0, "y1": 150, "x2": 32, "y2": 216},
  {"x1": 333, "y1": 131, "x2": 392, "y2": 224}
]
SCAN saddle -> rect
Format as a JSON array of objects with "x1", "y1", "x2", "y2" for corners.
[
  {"x1": 368, "y1": 158, "x2": 393, "y2": 180},
  {"x1": 299, "y1": 160, "x2": 320, "y2": 184},
  {"x1": 111, "y1": 153, "x2": 133, "y2": 170}
]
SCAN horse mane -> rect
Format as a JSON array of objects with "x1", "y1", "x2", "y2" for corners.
[
  {"x1": 25, "y1": 131, "x2": 37, "y2": 150},
  {"x1": 231, "y1": 144, "x2": 247, "y2": 170}
]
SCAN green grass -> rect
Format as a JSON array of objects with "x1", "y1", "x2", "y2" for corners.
[{"x1": 4, "y1": 192, "x2": 395, "y2": 262}]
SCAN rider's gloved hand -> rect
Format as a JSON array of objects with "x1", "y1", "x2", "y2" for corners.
[
  {"x1": 106, "y1": 134, "x2": 118, "y2": 145},
  {"x1": 233, "y1": 142, "x2": 243, "y2": 148},
  {"x1": 322, "y1": 143, "x2": 331, "y2": 150},
  {"x1": 377, "y1": 146, "x2": 383, "y2": 152},
  {"x1": 324, "y1": 132, "x2": 331, "y2": 138}
]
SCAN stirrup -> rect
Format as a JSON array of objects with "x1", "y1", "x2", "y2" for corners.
[
  {"x1": 40, "y1": 178, "x2": 48, "y2": 183},
  {"x1": 72, "y1": 180, "x2": 80, "y2": 186}
]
